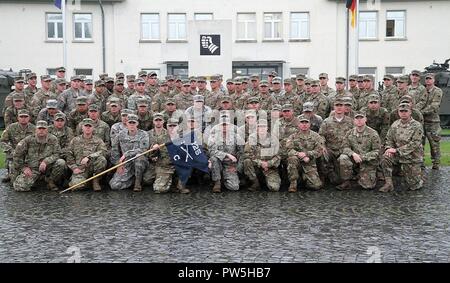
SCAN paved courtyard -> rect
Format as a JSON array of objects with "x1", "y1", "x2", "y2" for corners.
[{"x1": 1, "y1": 168, "x2": 450, "y2": 263}]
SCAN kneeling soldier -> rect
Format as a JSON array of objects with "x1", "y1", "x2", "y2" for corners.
[
  {"x1": 286, "y1": 115, "x2": 323, "y2": 192},
  {"x1": 13, "y1": 121, "x2": 66, "y2": 192},
  {"x1": 338, "y1": 112, "x2": 381, "y2": 190},
  {"x1": 67, "y1": 118, "x2": 108, "y2": 191},
  {"x1": 110, "y1": 114, "x2": 149, "y2": 191}
]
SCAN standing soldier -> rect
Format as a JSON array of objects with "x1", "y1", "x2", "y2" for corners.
[
  {"x1": 136, "y1": 98, "x2": 153, "y2": 131},
  {"x1": 145, "y1": 72, "x2": 159, "y2": 97},
  {"x1": 231, "y1": 79, "x2": 249, "y2": 110},
  {"x1": 416, "y1": 73, "x2": 443, "y2": 170},
  {"x1": 256, "y1": 80, "x2": 277, "y2": 110},
  {"x1": 37, "y1": 99, "x2": 60, "y2": 125},
  {"x1": 88, "y1": 80, "x2": 107, "y2": 113},
  {"x1": 226, "y1": 79, "x2": 236, "y2": 95},
  {"x1": 356, "y1": 75, "x2": 379, "y2": 111},
  {"x1": 151, "y1": 80, "x2": 169, "y2": 112},
  {"x1": 127, "y1": 78, "x2": 152, "y2": 111},
  {"x1": 196, "y1": 76, "x2": 211, "y2": 97},
  {"x1": 161, "y1": 98, "x2": 184, "y2": 124},
  {"x1": 110, "y1": 109, "x2": 133, "y2": 141},
  {"x1": 270, "y1": 77, "x2": 284, "y2": 97},
  {"x1": 382, "y1": 75, "x2": 412, "y2": 113},
  {"x1": 277, "y1": 79, "x2": 303, "y2": 116},
  {"x1": 66, "y1": 118, "x2": 108, "y2": 191},
  {"x1": 1, "y1": 109, "x2": 36, "y2": 183},
  {"x1": 304, "y1": 80, "x2": 329, "y2": 119},
  {"x1": 286, "y1": 115, "x2": 323, "y2": 192},
  {"x1": 50, "y1": 67, "x2": 66, "y2": 93},
  {"x1": 379, "y1": 103, "x2": 424, "y2": 192},
  {"x1": 319, "y1": 73, "x2": 336, "y2": 98},
  {"x1": 12, "y1": 121, "x2": 66, "y2": 192},
  {"x1": 108, "y1": 79, "x2": 127, "y2": 108},
  {"x1": 348, "y1": 75, "x2": 360, "y2": 97},
  {"x1": 31, "y1": 75, "x2": 57, "y2": 116},
  {"x1": 123, "y1": 75, "x2": 136, "y2": 97},
  {"x1": 104, "y1": 77, "x2": 115, "y2": 96},
  {"x1": 67, "y1": 96, "x2": 89, "y2": 132},
  {"x1": 300, "y1": 102, "x2": 323, "y2": 133},
  {"x1": 24, "y1": 72, "x2": 38, "y2": 101},
  {"x1": 205, "y1": 76, "x2": 224, "y2": 109},
  {"x1": 3, "y1": 77, "x2": 26, "y2": 114},
  {"x1": 329, "y1": 77, "x2": 354, "y2": 106},
  {"x1": 408, "y1": 70, "x2": 427, "y2": 103},
  {"x1": 185, "y1": 95, "x2": 212, "y2": 133},
  {"x1": 249, "y1": 74, "x2": 260, "y2": 96},
  {"x1": 389, "y1": 95, "x2": 423, "y2": 126},
  {"x1": 4, "y1": 94, "x2": 30, "y2": 127},
  {"x1": 110, "y1": 114, "x2": 149, "y2": 191},
  {"x1": 189, "y1": 77, "x2": 198, "y2": 95},
  {"x1": 48, "y1": 112, "x2": 74, "y2": 161},
  {"x1": 360, "y1": 94, "x2": 390, "y2": 143},
  {"x1": 243, "y1": 119, "x2": 281, "y2": 192},
  {"x1": 295, "y1": 74, "x2": 307, "y2": 96},
  {"x1": 338, "y1": 112, "x2": 381, "y2": 190},
  {"x1": 59, "y1": 76, "x2": 85, "y2": 114},
  {"x1": 76, "y1": 104, "x2": 111, "y2": 148},
  {"x1": 174, "y1": 80, "x2": 195, "y2": 110},
  {"x1": 54, "y1": 78, "x2": 67, "y2": 98},
  {"x1": 380, "y1": 74, "x2": 398, "y2": 106},
  {"x1": 101, "y1": 97, "x2": 122, "y2": 127},
  {"x1": 84, "y1": 79, "x2": 93, "y2": 96}
]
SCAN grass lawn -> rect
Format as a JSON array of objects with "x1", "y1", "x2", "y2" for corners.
[{"x1": 441, "y1": 129, "x2": 450, "y2": 136}]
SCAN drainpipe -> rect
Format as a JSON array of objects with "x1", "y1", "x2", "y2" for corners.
[{"x1": 99, "y1": 0, "x2": 106, "y2": 73}]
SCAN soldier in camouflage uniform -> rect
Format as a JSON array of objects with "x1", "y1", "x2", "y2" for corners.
[
  {"x1": 127, "y1": 78, "x2": 152, "y2": 111},
  {"x1": 104, "y1": 77, "x2": 115, "y2": 96},
  {"x1": 109, "y1": 114, "x2": 149, "y2": 191},
  {"x1": 88, "y1": 80, "x2": 108, "y2": 113},
  {"x1": 249, "y1": 74, "x2": 260, "y2": 96},
  {"x1": 66, "y1": 118, "x2": 108, "y2": 191},
  {"x1": 59, "y1": 76, "x2": 86, "y2": 114},
  {"x1": 205, "y1": 76, "x2": 224, "y2": 109},
  {"x1": 231, "y1": 79, "x2": 249, "y2": 110},
  {"x1": 356, "y1": 75, "x2": 379, "y2": 111},
  {"x1": 48, "y1": 112, "x2": 74, "y2": 161},
  {"x1": 408, "y1": 70, "x2": 427, "y2": 103},
  {"x1": 270, "y1": 77, "x2": 284, "y2": 97},
  {"x1": 379, "y1": 103, "x2": 424, "y2": 192},
  {"x1": 4, "y1": 93, "x2": 31, "y2": 127},
  {"x1": 67, "y1": 96, "x2": 89, "y2": 131},
  {"x1": 304, "y1": 80, "x2": 329, "y2": 119},
  {"x1": 338, "y1": 112, "x2": 381, "y2": 190},
  {"x1": 185, "y1": 95, "x2": 212, "y2": 133},
  {"x1": 277, "y1": 79, "x2": 303, "y2": 116},
  {"x1": 161, "y1": 98, "x2": 184, "y2": 125},
  {"x1": 300, "y1": 102, "x2": 323, "y2": 133},
  {"x1": 318, "y1": 98, "x2": 354, "y2": 185},
  {"x1": 382, "y1": 75, "x2": 412, "y2": 113},
  {"x1": 12, "y1": 121, "x2": 65, "y2": 192},
  {"x1": 256, "y1": 80, "x2": 277, "y2": 111},
  {"x1": 107, "y1": 80, "x2": 127, "y2": 108},
  {"x1": 348, "y1": 75, "x2": 360, "y2": 97},
  {"x1": 76, "y1": 104, "x2": 111, "y2": 148},
  {"x1": 83, "y1": 79, "x2": 93, "y2": 96},
  {"x1": 101, "y1": 97, "x2": 122, "y2": 127},
  {"x1": 174, "y1": 80, "x2": 195, "y2": 110},
  {"x1": 295, "y1": 74, "x2": 306, "y2": 96},
  {"x1": 416, "y1": 73, "x2": 443, "y2": 169},
  {"x1": 319, "y1": 73, "x2": 336, "y2": 98},
  {"x1": 110, "y1": 109, "x2": 133, "y2": 141},
  {"x1": 50, "y1": 67, "x2": 66, "y2": 93},
  {"x1": 226, "y1": 79, "x2": 235, "y2": 96},
  {"x1": 238, "y1": 110, "x2": 258, "y2": 142},
  {"x1": 53, "y1": 78, "x2": 67, "y2": 97},
  {"x1": 30, "y1": 75, "x2": 57, "y2": 117},
  {"x1": 208, "y1": 115, "x2": 243, "y2": 192},
  {"x1": 389, "y1": 95, "x2": 423, "y2": 126},
  {"x1": 144, "y1": 71, "x2": 159, "y2": 97},
  {"x1": 329, "y1": 77, "x2": 354, "y2": 106},
  {"x1": 3, "y1": 77, "x2": 26, "y2": 114},
  {"x1": 151, "y1": 80, "x2": 170, "y2": 113},
  {"x1": 1, "y1": 109, "x2": 35, "y2": 183},
  {"x1": 123, "y1": 75, "x2": 136, "y2": 97},
  {"x1": 243, "y1": 119, "x2": 281, "y2": 191},
  {"x1": 37, "y1": 99, "x2": 61, "y2": 126},
  {"x1": 136, "y1": 98, "x2": 153, "y2": 131},
  {"x1": 24, "y1": 72, "x2": 38, "y2": 100},
  {"x1": 380, "y1": 74, "x2": 398, "y2": 108},
  {"x1": 360, "y1": 94, "x2": 390, "y2": 143},
  {"x1": 189, "y1": 77, "x2": 198, "y2": 95},
  {"x1": 196, "y1": 76, "x2": 211, "y2": 98},
  {"x1": 286, "y1": 115, "x2": 323, "y2": 192}
]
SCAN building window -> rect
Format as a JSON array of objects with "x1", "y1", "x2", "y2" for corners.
[
  {"x1": 264, "y1": 13, "x2": 282, "y2": 40},
  {"x1": 141, "y1": 69, "x2": 160, "y2": 77},
  {"x1": 386, "y1": 11, "x2": 406, "y2": 38},
  {"x1": 47, "y1": 13, "x2": 63, "y2": 40},
  {"x1": 359, "y1": 67, "x2": 377, "y2": 82},
  {"x1": 47, "y1": 68, "x2": 58, "y2": 78},
  {"x1": 74, "y1": 68, "x2": 93, "y2": 79},
  {"x1": 290, "y1": 12, "x2": 309, "y2": 40},
  {"x1": 359, "y1": 11, "x2": 377, "y2": 39},
  {"x1": 168, "y1": 13, "x2": 187, "y2": 40},
  {"x1": 166, "y1": 62, "x2": 188, "y2": 79},
  {"x1": 237, "y1": 13, "x2": 256, "y2": 40},
  {"x1": 141, "y1": 13, "x2": 160, "y2": 40},
  {"x1": 232, "y1": 62, "x2": 282, "y2": 79},
  {"x1": 385, "y1": 67, "x2": 404, "y2": 77},
  {"x1": 194, "y1": 13, "x2": 213, "y2": 21},
  {"x1": 74, "y1": 13, "x2": 92, "y2": 40},
  {"x1": 291, "y1": 68, "x2": 309, "y2": 76}
]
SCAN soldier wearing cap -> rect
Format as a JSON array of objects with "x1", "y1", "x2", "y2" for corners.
[
  {"x1": 136, "y1": 98, "x2": 153, "y2": 131},
  {"x1": 380, "y1": 74, "x2": 398, "y2": 104},
  {"x1": 249, "y1": 74, "x2": 260, "y2": 96},
  {"x1": 127, "y1": 78, "x2": 152, "y2": 111},
  {"x1": 36, "y1": 99, "x2": 61, "y2": 126},
  {"x1": 204, "y1": 75, "x2": 224, "y2": 109},
  {"x1": 337, "y1": 112, "x2": 381, "y2": 190},
  {"x1": 360, "y1": 94, "x2": 390, "y2": 143},
  {"x1": 301, "y1": 102, "x2": 323, "y2": 133},
  {"x1": 416, "y1": 72, "x2": 443, "y2": 169},
  {"x1": 348, "y1": 75, "x2": 360, "y2": 97},
  {"x1": 67, "y1": 118, "x2": 108, "y2": 192},
  {"x1": 4, "y1": 93, "x2": 31, "y2": 127},
  {"x1": 329, "y1": 76, "x2": 353, "y2": 106},
  {"x1": 303, "y1": 79, "x2": 330, "y2": 119},
  {"x1": 174, "y1": 76, "x2": 184, "y2": 96},
  {"x1": 103, "y1": 77, "x2": 115, "y2": 96},
  {"x1": 107, "y1": 79, "x2": 127, "y2": 108},
  {"x1": 1, "y1": 109, "x2": 36, "y2": 183},
  {"x1": 150, "y1": 80, "x2": 170, "y2": 113},
  {"x1": 356, "y1": 75, "x2": 379, "y2": 111},
  {"x1": 246, "y1": 96, "x2": 261, "y2": 112},
  {"x1": 109, "y1": 114, "x2": 149, "y2": 192},
  {"x1": 382, "y1": 75, "x2": 412, "y2": 113},
  {"x1": 329, "y1": 96, "x2": 355, "y2": 119},
  {"x1": 389, "y1": 95, "x2": 423, "y2": 127},
  {"x1": 231, "y1": 79, "x2": 249, "y2": 110},
  {"x1": 357, "y1": 75, "x2": 365, "y2": 90},
  {"x1": 243, "y1": 119, "x2": 281, "y2": 192},
  {"x1": 217, "y1": 95, "x2": 235, "y2": 112},
  {"x1": 79, "y1": 75, "x2": 87, "y2": 93},
  {"x1": 145, "y1": 71, "x2": 159, "y2": 97},
  {"x1": 88, "y1": 80, "x2": 107, "y2": 113},
  {"x1": 189, "y1": 77, "x2": 198, "y2": 95},
  {"x1": 285, "y1": 114, "x2": 323, "y2": 192},
  {"x1": 196, "y1": 76, "x2": 210, "y2": 98},
  {"x1": 208, "y1": 114, "x2": 243, "y2": 193},
  {"x1": 115, "y1": 72, "x2": 125, "y2": 80},
  {"x1": 54, "y1": 78, "x2": 68, "y2": 96},
  {"x1": 318, "y1": 97, "x2": 354, "y2": 185},
  {"x1": 101, "y1": 97, "x2": 123, "y2": 127},
  {"x1": 276, "y1": 79, "x2": 303, "y2": 116},
  {"x1": 110, "y1": 109, "x2": 134, "y2": 141},
  {"x1": 408, "y1": 70, "x2": 426, "y2": 103},
  {"x1": 238, "y1": 110, "x2": 258, "y2": 142},
  {"x1": 295, "y1": 74, "x2": 307, "y2": 96},
  {"x1": 50, "y1": 67, "x2": 66, "y2": 92},
  {"x1": 137, "y1": 71, "x2": 147, "y2": 79},
  {"x1": 67, "y1": 96, "x2": 89, "y2": 131},
  {"x1": 123, "y1": 75, "x2": 137, "y2": 97},
  {"x1": 267, "y1": 70, "x2": 278, "y2": 88},
  {"x1": 318, "y1": 73, "x2": 336, "y2": 98},
  {"x1": 174, "y1": 80, "x2": 195, "y2": 110},
  {"x1": 379, "y1": 103, "x2": 424, "y2": 192},
  {"x1": 161, "y1": 98, "x2": 184, "y2": 125},
  {"x1": 12, "y1": 120, "x2": 66, "y2": 192},
  {"x1": 225, "y1": 79, "x2": 236, "y2": 95},
  {"x1": 31, "y1": 75, "x2": 57, "y2": 117},
  {"x1": 165, "y1": 75, "x2": 176, "y2": 95},
  {"x1": 48, "y1": 112, "x2": 74, "y2": 161},
  {"x1": 83, "y1": 79, "x2": 93, "y2": 95},
  {"x1": 185, "y1": 95, "x2": 212, "y2": 132},
  {"x1": 75, "y1": 104, "x2": 111, "y2": 148},
  {"x1": 59, "y1": 75, "x2": 87, "y2": 114},
  {"x1": 270, "y1": 77, "x2": 284, "y2": 97},
  {"x1": 256, "y1": 80, "x2": 277, "y2": 111},
  {"x1": 3, "y1": 77, "x2": 27, "y2": 114},
  {"x1": 24, "y1": 72, "x2": 38, "y2": 99}
]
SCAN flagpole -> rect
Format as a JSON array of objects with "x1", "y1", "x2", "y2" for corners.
[
  {"x1": 62, "y1": 0, "x2": 67, "y2": 69},
  {"x1": 346, "y1": 7, "x2": 350, "y2": 88},
  {"x1": 355, "y1": 0, "x2": 359, "y2": 75}
]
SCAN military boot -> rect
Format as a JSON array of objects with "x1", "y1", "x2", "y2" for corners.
[
  {"x1": 212, "y1": 181, "x2": 221, "y2": 193},
  {"x1": 248, "y1": 179, "x2": 260, "y2": 192},
  {"x1": 432, "y1": 163, "x2": 440, "y2": 170},
  {"x1": 47, "y1": 179, "x2": 59, "y2": 191},
  {"x1": 288, "y1": 180, "x2": 297, "y2": 193},
  {"x1": 177, "y1": 180, "x2": 190, "y2": 194},
  {"x1": 133, "y1": 179, "x2": 142, "y2": 192},
  {"x1": 379, "y1": 177, "x2": 394, "y2": 193},
  {"x1": 1, "y1": 176, "x2": 11, "y2": 183},
  {"x1": 92, "y1": 179, "x2": 102, "y2": 192},
  {"x1": 336, "y1": 180, "x2": 351, "y2": 191}
]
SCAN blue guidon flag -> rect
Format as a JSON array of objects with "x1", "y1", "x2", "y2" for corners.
[
  {"x1": 54, "y1": 0, "x2": 62, "y2": 9},
  {"x1": 166, "y1": 131, "x2": 209, "y2": 185}
]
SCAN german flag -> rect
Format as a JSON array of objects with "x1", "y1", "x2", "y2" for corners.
[{"x1": 346, "y1": 0, "x2": 357, "y2": 28}]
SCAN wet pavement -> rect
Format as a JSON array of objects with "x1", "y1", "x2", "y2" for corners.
[{"x1": 1, "y1": 168, "x2": 450, "y2": 263}]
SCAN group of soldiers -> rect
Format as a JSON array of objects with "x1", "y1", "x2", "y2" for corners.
[{"x1": 0, "y1": 67, "x2": 443, "y2": 193}]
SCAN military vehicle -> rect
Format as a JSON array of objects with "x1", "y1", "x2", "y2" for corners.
[{"x1": 0, "y1": 69, "x2": 20, "y2": 128}]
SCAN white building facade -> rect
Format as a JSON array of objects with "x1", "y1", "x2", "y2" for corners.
[{"x1": 0, "y1": 0, "x2": 449, "y2": 84}]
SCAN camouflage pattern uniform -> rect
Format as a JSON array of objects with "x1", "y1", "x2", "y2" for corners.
[
  {"x1": 361, "y1": 106, "x2": 390, "y2": 143},
  {"x1": 205, "y1": 89, "x2": 223, "y2": 109},
  {"x1": 101, "y1": 111, "x2": 122, "y2": 128},
  {"x1": 389, "y1": 108, "x2": 423, "y2": 126},
  {"x1": 303, "y1": 91, "x2": 329, "y2": 119},
  {"x1": 67, "y1": 108, "x2": 89, "y2": 132},
  {"x1": 4, "y1": 106, "x2": 30, "y2": 128},
  {"x1": 146, "y1": 127, "x2": 174, "y2": 193},
  {"x1": 408, "y1": 83, "x2": 427, "y2": 105},
  {"x1": 48, "y1": 124, "x2": 74, "y2": 160},
  {"x1": 31, "y1": 88, "x2": 57, "y2": 116},
  {"x1": 88, "y1": 90, "x2": 107, "y2": 113},
  {"x1": 59, "y1": 87, "x2": 86, "y2": 114},
  {"x1": 356, "y1": 89, "x2": 379, "y2": 111},
  {"x1": 75, "y1": 118, "x2": 111, "y2": 148},
  {"x1": 382, "y1": 88, "x2": 413, "y2": 113},
  {"x1": 174, "y1": 93, "x2": 194, "y2": 110},
  {"x1": 339, "y1": 124, "x2": 381, "y2": 189},
  {"x1": 127, "y1": 93, "x2": 152, "y2": 111}
]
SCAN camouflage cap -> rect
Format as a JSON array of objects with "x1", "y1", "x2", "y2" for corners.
[
  {"x1": 54, "y1": 112, "x2": 66, "y2": 121},
  {"x1": 400, "y1": 95, "x2": 413, "y2": 103},
  {"x1": 334, "y1": 97, "x2": 345, "y2": 105},
  {"x1": 115, "y1": 72, "x2": 125, "y2": 79},
  {"x1": 282, "y1": 103, "x2": 294, "y2": 111},
  {"x1": 88, "y1": 104, "x2": 99, "y2": 111},
  {"x1": 127, "y1": 114, "x2": 139, "y2": 123},
  {"x1": 70, "y1": 75, "x2": 82, "y2": 81},
  {"x1": 55, "y1": 78, "x2": 67, "y2": 85},
  {"x1": 126, "y1": 75, "x2": 136, "y2": 82},
  {"x1": 99, "y1": 73, "x2": 108, "y2": 79},
  {"x1": 148, "y1": 71, "x2": 158, "y2": 77},
  {"x1": 363, "y1": 75, "x2": 374, "y2": 81},
  {"x1": 76, "y1": 96, "x2": 88, "y2": 105},
  {"x1": 269, "y1": 70, "x2": 278, "y2": 77},
  {"x1": 425, "y1": 73, "x2": 435, "y2": 79},
  {"x1": 349, "y1": 75, "x2": 358, "y2": 81},
  {"x1": 153, "y1": 112, "x2": 165, "y2": 121},
  {"x1": 342, "y1": 96, "x2": 353, "y2": 106},
  {"x1": 398, "y1": 103, "x2": 411, "y2": 111},
  {"x1": 310, "y1": 80, "x2": 320, "y2": 86},
  {"x1": 115, "y1": 79, "x2": 124, "y2": 85},
  {"x1": 84, "y1": 79, "x2": 93, "y2": 85},
  {"x1": 257, "y1": 119, "x2": 269, "y2": 127},
  {"x1": 283, "y1": 78, "x2": 292, "y2": 85},
  {"x1": 182, "y1": 79, "x2": 191, "y2": 86},
  {"x1": 368, "y1": 94, "x2": 380, "y2": 102},
  {"x1": 319, "y1": 73, "x2": 328, "y2": 79},
  {"x1": 383, "y1": 74, "x2": 394, "y2": 81},
  {"x1": 354, "y1": 111, "x2": 366, "y2": 118},
  {"x1": 159, "y1": 80, "x2": 168, "y2": 86},
  {"x1": 296, "y1": 73, "x2": 306, "y2": 80},
  {"x1": 259, "y1": 80, "x2": 269, "y2": 86},
  {"x1": 247, "y1": 96, "x2": 260, "y2": 104},
  {"x1": 109, "y1": 97, "x2": 120, "y2": 106},
  {"x1": 250, "y1": 74, "x2": 260, "y2": 80},
  {"x1": 95, "y1": 80, "x2": 105, "y2": 87},
  {"x1": 196, "y1": 76, "x2": 207, "y2": 82},
  {"x1": 272, "y1": 104, "x2": 282, "y2": 111},
  {"x1": 193, "y1": 95, "x2": 205, "y2": 102},
  {"x1": 272, "y1": 77, "x2": 282, "y2": 84},
  {"x1": 18, "y1": 109, "x2": 30, "y2": 117},
  {"x1": 136, "y1": 98, "x2": 148, "y2": 106},
  {"x1": 27, "y1": 72, "x2": 37, "y2": 80},
  {"x1": 188, "y1": 76, "x2": 197, "y2": 82},
  {"x1": 357, "y1": 76, "x2": 364, "y2": 82},
  {"x1": 46, "y1": 99, "x2": 58, "y2": 109},
  {"x1": 298, "y1": 114, "x2": 310, "y2": 122},
  {"x1": 138, "y1": 71, "x2": 147, "y2": 78},
  {"x1": 397, "y1": 75, "x2": 410, "y2": 83},
  {"x1": 335, "y1": 77, "x2": 346, "y2": 83},
  {"x1": 165, "y1": 98, "x2": 176, "y2": 105},
  {"x1": 165, "y1": 75, "x2": 175, "y2": 81},
  {"x1": 209, "y1": 75, "x2": 220, "y2": 82},
  {"x1": 233, "y1": 79, "x2": 242, "y2": 85},
  {"x1": 302, "y1": 102, "x2": 314, "y2": 112},
  {"x1": 410, "y1": 70, "x2": 421, "y2": 76},
  {"x1": 304, "y1": 79, "x2": 312, "y2": 85},
  {"x1": 226, "y1": 79, "x2": 234, "y2": 84},
  {"x1": 12, "y1": 93, "x2": 25, "y2": 101},
  {"x1": 135, "y1": 78, "x2": 145, "y2": 84},
  {"x1": 105, "y1": 77, "x2": 115, "y2": 83},
  {"x1": 40, "y1": 75, "x2": 52, "y2": 81},
  {"x1": 82, "y1": 118, "x2": 94, "y2": 126},
  {"x1": 175, "y1": 77, "x2": 182, "y2": 82},
  {"x1": 221, "y1": 95, "x2": 232, "y2": 103},
  {"x1": 57, "y1": 66, "x2": 66, "y2": 72},
  {"x1": 120, "y1": 109, "x2": 134, "y2": 116},
  {"x1": 79, "y1": 75, "x2": 86, "y2": 81},
  {"x1": 36, "y1": 120, "x2": 48, "y2": 129},
  {"x1": 167, "y1": 117, "x2": 179, "y2": 126}
]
